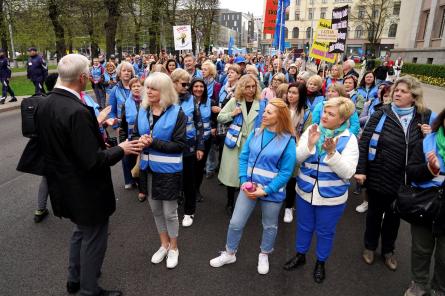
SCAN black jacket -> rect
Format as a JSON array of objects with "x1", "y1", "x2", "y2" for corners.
[
  {"x1": 406, "y1": 138, "x2": 445, "y2": 235},
  {"x1": 133, "y1": 105, "x2": 187, "y2": 200},
  {"x1": 36, "y1": 88, "x2": 124, "y2": 226},
  {"x1": 357, "y1": 104, "x2": 432, "y2": 197}
]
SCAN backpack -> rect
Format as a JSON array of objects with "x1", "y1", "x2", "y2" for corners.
[{"x1": 20, "y1": 94, "x2": 46, "y2": 138}]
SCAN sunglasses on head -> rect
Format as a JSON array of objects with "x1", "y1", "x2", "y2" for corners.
[{"x1": 181, "y1": 82, "x2": 190, "y2": 88}]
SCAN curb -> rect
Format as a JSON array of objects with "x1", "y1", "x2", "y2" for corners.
[{"x1": 0, "y1": 103, "x2": 21, "y2": 113}]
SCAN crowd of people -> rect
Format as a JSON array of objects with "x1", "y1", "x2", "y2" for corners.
[{"x1": 18, "y1": 48, "x2": 444, "y2": 296}]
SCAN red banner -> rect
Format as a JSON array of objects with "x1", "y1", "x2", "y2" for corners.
[{"x1": 263, "y1": 0, "x2": 278, "y2": 34}]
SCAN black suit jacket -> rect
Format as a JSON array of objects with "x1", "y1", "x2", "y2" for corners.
[{"x1": 36, "y1": 88, "x2": 124, "y2": 226}]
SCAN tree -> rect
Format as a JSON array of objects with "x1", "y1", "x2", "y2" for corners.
[
  {"x1": 0, "y1": 0, "x2": 8, "y2": 54},
  {"x1": 48, "y1": 0, "x2": 66, "y2": 61},
  {"x1": 350, "y1": 0, "x2": 395, "y2": 55},
  {"x1": 104, "y1": 0, "x2": 121, "y2": 58}
]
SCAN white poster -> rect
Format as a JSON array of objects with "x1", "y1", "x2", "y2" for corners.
[{"x1": 173, "y1": 25, "x2": 192, "y2": 51}]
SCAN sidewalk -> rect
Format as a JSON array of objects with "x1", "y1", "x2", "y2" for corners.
[{"x1": 11, "y1": 69, "x2": 58, "y2": 78}]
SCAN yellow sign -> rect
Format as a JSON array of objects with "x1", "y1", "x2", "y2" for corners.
[
  {"x1": 316, "y1": 29, "x2": 338, "y2": 43},
  {"x1": 309, "y1": 19, "x2": 337, "y2": 63}
]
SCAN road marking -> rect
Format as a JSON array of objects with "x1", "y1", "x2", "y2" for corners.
[{"x1": 0, "y1": 173, "x2": 27, "y2": 188}]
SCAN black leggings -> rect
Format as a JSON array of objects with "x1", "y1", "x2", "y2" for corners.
[
  {"x1": 285, "y1": 177, "x2": 297, "y2": 209},
  {"x1": 194, "y1": 138, "x2": 212, "y2": 192},
  {"x1": 182, "y1": 154, "x2": 196, "y2": 215}
]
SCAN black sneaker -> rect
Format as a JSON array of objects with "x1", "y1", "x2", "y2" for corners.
[
  {"x1": 0, "y1": 98, "x2": 5, "y2": 105},
  {"x1": 8, "y1": 97, "x2": 17, "y2": 102},
  {"x1": 283, "y1": 253, "x2": 306, "y2": 270},
  {"x1": 34, "y1": 209, "x2": 49, "y2": 223},
  {"x1": 66, "y1": 281, "x2": 80, "y2": 294}
]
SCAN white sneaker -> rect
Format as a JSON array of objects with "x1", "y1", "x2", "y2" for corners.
[
  {"x1": 257, "y1": 253, "x2": 269, "y2": 275},
  {"x1": 151, "y1": 245, "x2": 169, "y2": 264},
  {"x1": 283, "y1": 208, "x2": 293, "y2": 223},
  {"x1": 356, "y1": 201, "x2": 369, "y2": 213},
  {"x1": 209, "y1": 251, "x2": 236, "y2": 267},
  {"x1": 182, "y1": 215, "x2": 194, "y2": 227},
  {"x1": 166, "y1": 248, "x2": 179, "y2": 269},
  {"x1": 124, "y1": 183, "x2": 133, "y2": 190}
]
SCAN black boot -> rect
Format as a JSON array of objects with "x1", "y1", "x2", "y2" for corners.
[
  {"x1": 0, "y1": 98, "x2": 5, "y2": 104},
  {"x1": 313, "y1": 260, "x2": 326, "y2": 283},
  {"x1": 283, "y1": 253, "x2": 306, "y2": 270},
  {"x1": 8, "y1": 97, "x2": 17, "y2": 102}
]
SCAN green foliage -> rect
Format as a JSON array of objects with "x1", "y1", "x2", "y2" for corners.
[{"x1": 402, "y1": 63, "x2": 445, "y2": 79}]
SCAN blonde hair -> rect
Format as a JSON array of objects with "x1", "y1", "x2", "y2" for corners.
[
  {"x1": 142, "y1": 72, "x2": 178, "y2": 109},
  {"x1": 151, "y1": 64, "x2": 168, "y2": 74},
  {"x1": 324, "y1": 96, "x2": 355, "y2": 120},
  {"x1": 234, "y1": 74, "x2": 261, "y2": 101},
  {"x1": 202, "y1": 60, "x2": 217, "y2": 78},
  {"x1": 261, "y1": 98, "x2": 295, "y2": 136},
  {"x1": 245, "y1": 64, "x2": 259, "y2": 76},
  {"x1": 307, "y1": 75, "x2": 323, "y2": 88},
  {"x1": 391, "y1": 75, "x2": 426, "y2": 113},
  {"x1": 116, "y1": 61, "x2": 135, "y2": 79},
  {"x1": 170, "y1": 68, "x2": 191, "y2": 83},
  {"x1": 327, "y1": 83, "x2": 348, "y2": 98},
  {"x1": 331, "y1": 64, "x2": 343, "y2": 79},
  {"x1": 272, "y1": 72, "x2": 287, "y2": 83},
  {"x1": 275, "y1": 83, "x2": 289, "y2": 100},
  {"x1": 227, "y1": 64, "x2": 242, "y2": 75}
]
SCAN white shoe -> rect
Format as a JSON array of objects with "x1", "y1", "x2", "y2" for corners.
[
  {"x1": 151, "y1": 245, "x2": 169, "y2": 264},
  {"x1": 356, "y1": 201, "x2": 369, "y2": 213},
  {"x1": 257, "y1": 253, "x2": 269, "y2": 275},
  {"x1": 209, "y1": 251, "x2": 236, "y2": 267},
  {"x1": 124, "y1": 183, "x2": 133, "y2": 190},
  {"x1": 166, "y1": 248, "x2": 179, "y2": 269},
  {"x1": 283, "y1": 208, "x2": 293, "y2": 223},
  {"x1": 182, "y1": 215, "x2": 194, "y2": 227}
]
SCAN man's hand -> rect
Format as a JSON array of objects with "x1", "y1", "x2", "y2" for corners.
[{"x1": 119, "y1": 140, "x2": 144, "y2": 155}]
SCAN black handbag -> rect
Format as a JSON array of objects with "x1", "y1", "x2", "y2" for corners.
[{"x1": 393, "y1": 184, "x2": 444, "y2": 225}]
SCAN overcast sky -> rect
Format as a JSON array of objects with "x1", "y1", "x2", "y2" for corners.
[{"x1": 219, "y1": 0, "x2": 264, "y2": 17}]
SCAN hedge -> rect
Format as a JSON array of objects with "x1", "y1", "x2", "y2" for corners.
[{"x1": 402, "y1": 63, "x2": 445, "y2": 79}]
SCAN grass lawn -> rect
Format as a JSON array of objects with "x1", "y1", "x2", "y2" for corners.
[
  {"x1": 11, "y1": 64, "x2": 57, "y2": 73},
  {"x1": 9, "y1": 76, "x2": 92, "y2": 97}
]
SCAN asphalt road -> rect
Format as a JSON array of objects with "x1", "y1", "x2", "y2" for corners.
[{"x1": 0, "y1": 108, "x2": 414, "y2": 296}]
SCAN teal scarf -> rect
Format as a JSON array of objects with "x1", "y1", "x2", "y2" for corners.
[
  {"x1": 391, "y1": 103, "x2": 415, "y2": 116},
  {"x1": 437, "y1": 126, "x2": 445, "y2": 163},
  {"x1": 316, "y1": 121, "x2": 348, "y2": 156}
]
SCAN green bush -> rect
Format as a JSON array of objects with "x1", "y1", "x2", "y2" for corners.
[{"x1": 402, "y1": 63, "x2": 445, "y2": 79}]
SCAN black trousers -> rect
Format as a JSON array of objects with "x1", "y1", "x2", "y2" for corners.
[
  {"x1": 285, "y1": 177, "x2": 297, "y2": 209},
  {"x1": 1, "y1": 79, "x2": 15, "y2": 98},
  {"x1": 68, "y1": 219, "x2": 109, "y2": 296},
  {"x1": 195, "y1": 138, "x2": 212, "y2": 193},
  {"x1": 364, "y1": 189, "x2": 401, "y2": 255},
  {"x1": 183, "y1": 154, "x2": 196, "y2": 215},
  {"x1": 32, "y1": 79, "x2": 45, "y2": 95}
]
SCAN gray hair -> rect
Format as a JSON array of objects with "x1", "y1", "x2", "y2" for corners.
[
  {"x1": 57, "y1": 54, "x2": 89, "y2": 83},
  {"x1": 142, "y1": 72, "x2": 178, "y2": 110},
  {"x1": 116, "y1": 61, "x2": 135, "y2": 78},
  {"x1": 344, "y1": 59, "x2": 355, "y2": 69}
]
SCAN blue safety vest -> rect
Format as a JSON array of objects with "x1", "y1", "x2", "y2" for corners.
[
  {"x1": 199, "y1": 97, "x2": 212, "y2": 140},
  {"x1": 83, "y1": 93, "x2": 105, "y2": 135},
  {"x1": 412, "y1": 133, "x2": 445, "y2": 188},
  {"x1": 104, "y1": 72, "x2": 117, "y2": 94},
  {"x1": 180, "y1": 95, "x2": 196, "y2": 140},
  {"x1": 133, "y1": 62, "x2": 144, "y2": 78},
  {"x1": 306, "y1": 95, "x2": 324, "y2": 113},
  {"x1": 90, "y1": 66, "x2": 103, "y2": 83},
  {"x1": 247, "y1": 129, "x2": 292, "y2": 202},
  {"x1": 124, "y1": 95, "x2": 139, "y2": 139},
  {"x1": 325, "y1": 77, "x2": 343, "y2": 89},
  {"x1": 225, "y1": 102, "x2": 243, "y2": 149},
  {"x1": 357, "y1": 86, "x2": 378, "y2": 101},
  {"x1": 206, "y1": 79, "x2": 215, "y2": 102},
  {"x1": 296, "y1": 132, "x2": 352, "y2": 198},
  {"x1": 138, "y1": 105, "x2": 183, "y2": 173},
  {"x1": 368, "y1": 113, "x2": 387, "y2": 161}
]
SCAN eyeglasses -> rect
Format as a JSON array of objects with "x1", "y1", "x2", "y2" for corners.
[
  {"x1": 181, "y1": 82, "x2": 190, "y2": 88},
  {"x1": 245, "y1": 85, "x2": 256, "y2": 89}
]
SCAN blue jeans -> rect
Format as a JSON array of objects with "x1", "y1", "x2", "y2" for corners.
[
  {"x1": 226, "y1": 190, "x2": 283, "y2": 254},
  {"x1": 205, "y1": 141, "x2": 218, "y2": 173},
  {"x1": 122, "y1": 155, "x2": 135, "y2": 185},
  {"x1": 295, "y1": 196, "x2": 346, "y2": 261}
]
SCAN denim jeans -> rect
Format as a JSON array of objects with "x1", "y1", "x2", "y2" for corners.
[
  {"x1": 226, "y1": 190, "x2": 283, "y2": 254},
  {"x1": 122, "y1": 155, "x2": 136, "y2": 185},
  {"x1": 205, "y1": 141, "x2": 219, "y2": 173}
]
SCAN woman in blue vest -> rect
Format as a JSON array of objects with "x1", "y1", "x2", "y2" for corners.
[
  {"x1": 118, "y1": 78, "x2": 145, "y2": 201},
  {"x1": 305, "y1": 75, "x2": 325, "y2": 113},
  {"x1": 189, "y1": 78, "x2": 213, "y2": 202},
  {"x1": 103, "y1": 62, "x2": 117, "y2": 96},
  {"x1": 321, "y1": 64, "x2": 343, "y2": 95},
  {"x1": 171, "y1": 69, "x2": 205, "y2": 228},
  {"x1": 355, "y1": 76, "x2": 434, "y2": 272},
  {"x1": 217, "y1": 74, "x2": 262, "y2": 217},
  {"x1": 404, "y1": 108, "x2": 445, "y2": 296},
  {"x1": 357, "y1": 71, "x2": 378, "y2": 103},
  {"x1": 89, "y1": 58, "x2": 106, "y2": 108},
  {"x1": 343, "y1": 75, "x2": 365, "y2": 116},
  {"x1": 283, "y1": 82, "x2": 310, "y2": 223},
  {"x1": 284, "y1": 97, "x2": 359, "y2": 283},
  {"x1": 136, "y1": 72, "x2": 187, "y2": 269},
  {"x1": 109, "y1": 61, "x2": 135, "y2": 189},
  {"x1": 210, "y1": 98, "x2": 296, "y2": 275}
]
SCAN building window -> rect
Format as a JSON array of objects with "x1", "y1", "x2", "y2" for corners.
[
  {"x1": 388, "y1": 24, "x2": 397, "y2": 37},
  {"x1": 295, "y1": 12, "x2": 300, "y2": 20},
  {"x1": 427, "y1": 58, "x2": 433, "y2": 64},
  {"x1": 285, "y1": 11, "x2": 289, "y2": 21},
  {"x1": 306, "y1": 27, "x2": 312, "y2": 39},
  {"x1": 320, "y1": 8, "x2": 327, "y2": 19},
  {"x1": 309, "y1": 0, "x2": 314, "y2": 4},
  {"x1": 372, "y1": 9, "x2": 379, "y2": 18},
  {"x1": 234, "y1": 21, "x2": 237, "y2": 27},
  {"x1": 440, "y1": 9, "x2": 445, "y2": 38},
  {"x1": 393, "y1": 2, "x2": 401, "y2": 15},
  {"x1": 417, "y1": 10, "x2": 430, "y2": 40},
  {"x1": 295, "y1": 0, "x2": 301, "y2": 5},
  {"x1": 412, "y1": 57, "x2": 417, "y2": 63},
  {"x1": 358, "y1": 6, "x2": 365, "y2": 18},
  {"x1": 308, "y1": 9, "x2": 313, "y2": 20},
  {"x1": 284, "y1": 27, "x2": 289, "y2": 39},
  {"x1": 355, "y1": 25, "x2": 363, "y2": 39},
  {"x1": 322, "y1": 0, "x2": 327, "y2": 3},
  {"x1": 293, "y1": 27, "x2": 299, "y2": 38}
]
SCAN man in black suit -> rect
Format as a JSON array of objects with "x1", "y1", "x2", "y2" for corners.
[{"x1": 36, "y1": 54, "x2": 142, "y2": 296}]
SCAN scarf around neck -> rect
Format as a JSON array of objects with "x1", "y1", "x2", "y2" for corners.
[
  {"x1": 437, "y1": 126, "x2": 445, "y2": 163},
  {"x1": 316, "y1": 121, "x2": 348, "y2": 156}
]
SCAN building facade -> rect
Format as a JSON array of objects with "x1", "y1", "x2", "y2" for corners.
[
  {"x1": 392, "y1": 0, "x2": 445, "y2": 65},
  {"x1": 218, "y1": 9, "x2": 252, "y2": 48},
  {"x1": 260, "y1": 0, "x2": 400, "y2": 57}
]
